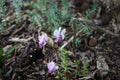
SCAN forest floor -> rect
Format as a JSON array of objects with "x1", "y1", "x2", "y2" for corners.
[{"x1": 0, "y1": 0, "x2": 120, "y2": 80}]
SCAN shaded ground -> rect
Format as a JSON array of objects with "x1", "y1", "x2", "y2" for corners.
[{"x1": 0, "y1": 0, "x2": 120, "y2": 80}]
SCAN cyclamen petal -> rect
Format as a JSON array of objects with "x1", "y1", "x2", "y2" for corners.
[
  {"x1": 53, "y1": 30, "x2": 59, "y2": 38},
  {"x1": 58, "y1": 27, "x2": 62, "y2": 32},
  {"x1": 41, "y1": 33, "x2": 48, "y2": 41},
  {"x1": 47, "y1": 61, "x2": 59, "y2": 73},
  {"x1": 61, "y1": 29, "x2": 66, "y2": 40}
]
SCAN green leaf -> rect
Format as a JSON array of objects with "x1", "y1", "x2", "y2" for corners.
[
  {"x1": 0, "y1": 48, "x2": 3, "y2": 57},
  {"x1": 0, "y1": 44, "x2": 19, "y2": 66},
  {"x1": 5, "y1": 44, "x2": 19, "y2": 59},
  {"x1": 0, "y1": 48, "x2": 4, "y2": 67}
]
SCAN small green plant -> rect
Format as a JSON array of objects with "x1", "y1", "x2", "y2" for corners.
[
  {"x1": 0, "y1": 44, "x2": 19, "y2": 69},
  {"x1": 0, "y1": 48, "x2": 4, "y2": 68},
  {"x1": 10, "y1": 0, "x2": 23, "y2": 23},
  {"x1": 85, "y1": 3, "x2": 99, "y2": 19},
  {"x1": 75, "y1": 4, "x2": 99, "y2": 35},
  {"x1": 0, "y1": 0, "x2": 7, "y2": 31},
  {"x1": 72, "y1": 60, "x2": 81, "y2": 78},
  {"x1": 59, "y1": 49, "x2": 69, "y2": 73},
  {"x1": 75, "y1": 38, "x2": 81, "y2": 47},
  {"x1": 57, "y1": 49, "x2": 69, "y2": 80},
  {"x1": 0, "y1": 23, "x2": 5, "y2": 33},
  {"x1": 26, "y1": 0, "x2": 75, "y2": 32},
  {"x1": 79, "y1": 24, "x2": 93, "y2": 35},
  {"x1": 27, "y1": 9, "x2": 43, "y2": 27},
  {"x1": 75, "y1": 21, "x2": 93, "y2": 36},
  {"x1": 81, "y1": 60, "x2": 90, "y2": 77},
  {"x1": 0, "y1": 0, "x2": 7, "y2": 20}
]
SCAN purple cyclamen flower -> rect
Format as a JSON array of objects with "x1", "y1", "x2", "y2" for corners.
[
  {"x1": 38, "y1": 33, "x2": 48, "y2": 48},
  {"x1": 53, "y1": 27, "x2": 66, "y2": 42},
  {"x1": 47, "y1": 61, "x2": 59, "y2": 73}
]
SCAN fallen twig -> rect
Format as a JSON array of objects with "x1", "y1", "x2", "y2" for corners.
[
  {"x1": 10, "y1": 21, "x2": 26, "y2": 37},
  {"x1": 76, "y1": 18, "x2": 120, "y2": 37},
  {"x1": 59, "y1": 17, "x2": 120, "y2": 50},
  {"x1": 9, "y1": 37, "x2": 33, "y2": 43},
  {"x1": 59, "y1": 30, "x2": 82, "y2": 50},
  {"x1": 78, "y1": 69, "x2": 114, "y2": 80},
  {"x1": 73, "y1": 19, "x2": 76, "y2": 56}
]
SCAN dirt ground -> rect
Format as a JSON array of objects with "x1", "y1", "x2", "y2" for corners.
[{"x1": 0, "y1": 0, "x2": 120, "y2": 80}]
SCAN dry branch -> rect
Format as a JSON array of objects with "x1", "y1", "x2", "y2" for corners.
[
  {"x1": 76, "y1": 18, "x2": 120, "y2": 37},
  {"x1": 59, "y1": 29, "x2": 82, "y2": 50},
  {"x1": 9, "y1": 37, "x2": 33, "y2": 43}
]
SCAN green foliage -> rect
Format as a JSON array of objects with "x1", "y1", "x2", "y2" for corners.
[
  {"x1": 75, "y1": 4, "x2": 99, "y2": 35},
  {"x1": 75, "y1": 38, "x2": 81, "y2": 47},
  {"x1": 0, "y1": 44, "x2": 18, "y2": 75},
  {"x1": 0, "y1": 48, "x2": 4, "y2": 67},
  {"x1": 0, "y1": 48, "x2": 3, "y2": 57},
  {"x1": 56, "y1": 49, "x2": 69, "y2": 80},
  {"x1": 73, "y1": 60, "x2": 81, "y2": 78},
  {"x1": 85, "y1": 3, "x2": 99, "y2": 19},
  {"x1": 0, "y1": 0, "x2": 7, "y2": 19},
  {"x1": 75, "y1": 21, "x2": 93, "y2": 35},
  {"x1": 59, "y1": 49, "x2": 69, "y2": 72},
  {"x1": 81, "y1": 60, "x2": 90, "y2": 77},
  {"x1": 27, "y1": 9, "x2": 44, "y2": 27},
  {"x1": 11, "y1": 0, "x2": 23, "y2": 22},
  {"x1": 61, "y1": 77, "x2": 67, "y2": 80},
  {"x1": 5, "y1": 44, "x2": 18, "y2": 58},
  {"x1": 0, "y1": 23, "x2": 5, "y2": 33},
  {"x1": 79, "y1": 24, "x2": 93, "y2": 35},
  {"x1": 0, "y1": 0, "x2": 7, "y2": 31},
  {"x1": 26, "y1": 0, "x2": 75, "y2": 32},
  {"x1": 0, "y1": 44, "x2": 19, "y2": 68}
]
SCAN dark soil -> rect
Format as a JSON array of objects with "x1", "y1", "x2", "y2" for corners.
[{"x1": 0, "y1": 0, "x2": 120, "y2": 80}]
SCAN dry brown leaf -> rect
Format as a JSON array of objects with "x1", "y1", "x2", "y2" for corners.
[
  {"x1": 47, "y1": 37, "x2": 54, "y2": 47},
  {"x1": 97, "y1": 55, "x2": 109, "y2": 77}
]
